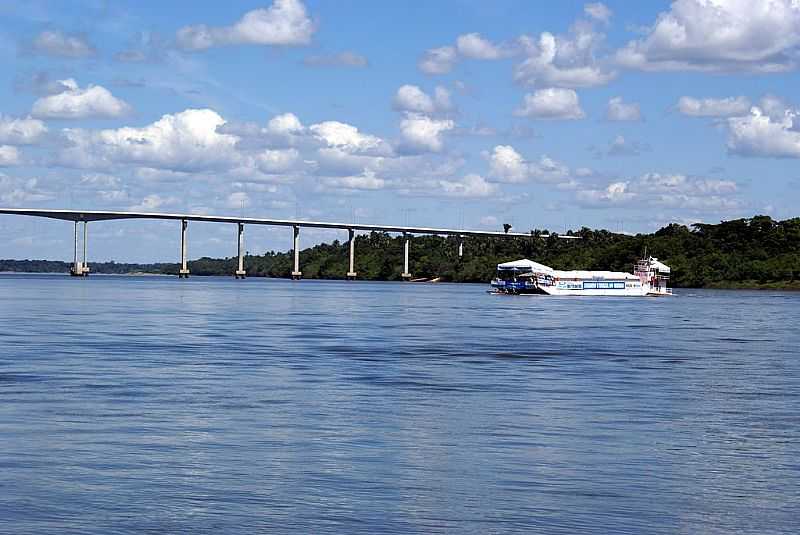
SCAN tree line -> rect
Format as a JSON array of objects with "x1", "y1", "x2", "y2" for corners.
[{"x1": 2, "y1": 215, "x2": 799, "y2": 289}]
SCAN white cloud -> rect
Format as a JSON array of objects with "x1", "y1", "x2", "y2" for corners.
[
  {"x1": 59, "y1": 108, "x2": 239, "y2": 171},
  {"x1": 418, "y1": 33, "x2": 516, "y2": 75},
  {"x1": 514, "y1": 88, "x2": 585, "y2": 119},
  {"x1": 456, "y1": 33, "x2": 509, "y2": 60},
  {"x1": 221, "y1": 112, "x2": 306, "y2": 149},
  {"x1": 418, "y1": 46, "x2": 458, "y2": 75},
  {"x1": 0, "y1": 115, "x2": 47, "y2": 145},
  {"x1": 30, "y1": 30, "x2": 95, "y2": 58},
  {"x1": 577, "y1": 181, "x2": 634, "y2": 205},
  {"x1": 487, "y1": 145, "x2": 571, "y2": 184},
  {"x1": 393, "y1": 84, "x2": 452, "y2": 114},
  {"x1": 577, "y1": 172, "x2": 741, "y2": 212},
  {"x1": 480, "y1": 215, "x2": 499, "y2": 226},
  {"x1": 309, "y1": 121, "x2": 385, "y2": 153},
  {"x1": 253, "y1": 148, "x2": 299, "y2": 173},
  {"x1": 268, "y1": 112, "x2": 304, "y2": 135},
  {"x1": 616, "y1": 0, "x2": 800, "y2": 73},
  {"x1": 677, "y1": 96, "x2": 751, "y2": 117},
  {"x1": 398, "y1": 113, "x2": 455, "y2": 153},
  {"x1": 177, "y1": 0, "x2": 315, "y2": 50},
  {"x1": 32, "y1": 79, "x2": 132, "y2": 119},
  {"x1": 488, "y1": 145, "x2": 528, "y2": 183},
  {"x1": 727, "y1": 103, "x2": 800, "y2": 158},
  {"x1": 129, "y1": 194, "x2": 178, "y2": 212},
  {"x1": 584, "y1": 3, "x2": 612, "y2": 24},
  {"x1": 514, "y1": 24, "x2": 615, "y2": 88},
  {"x1": 606, "y1": 97, "x2": 642, "y2": 121},
  {"x1": 438, "y1": 173, "x2": 498, "y2": 198},
  {"x1": 0, "y1": 146, "x2": 21, "y2": 166},
  {"x1": 320, "y1": 169, "x2": 386, "y2": 190},
  {"x1": 0, "y1": 175, "x2": 53, "y2": 206},
  {"x1": 394, "y1": 85, "x2": 435, "y2": 113},
  {"x1": 303, "y1": 51, "x2": 368, "y2": 68}
]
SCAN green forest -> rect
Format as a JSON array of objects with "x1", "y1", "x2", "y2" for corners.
[{"x1": 2, "y1": 216, "x2": 799, "y2": 289}]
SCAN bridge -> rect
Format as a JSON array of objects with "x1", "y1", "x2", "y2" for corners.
[{"x1": 0, "y1": 208, "x2": 578, "y2": 280}]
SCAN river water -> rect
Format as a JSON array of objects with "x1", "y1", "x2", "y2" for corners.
[{"x1": 0, "y1": 274, "x2": 798, "y2": 534}]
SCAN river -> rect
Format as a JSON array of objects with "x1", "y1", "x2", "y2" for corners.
[{"x1": 0, "y1": 274, "x2": 798, "y2": 534}]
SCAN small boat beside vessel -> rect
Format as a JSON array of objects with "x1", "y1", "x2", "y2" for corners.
[{"x1": 490, "y1": 257, "x2": 672, "y2": 296}]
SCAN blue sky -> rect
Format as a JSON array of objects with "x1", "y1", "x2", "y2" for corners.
[{"x1": 1, "y1": 0, "x2": 800, "y2": 262}]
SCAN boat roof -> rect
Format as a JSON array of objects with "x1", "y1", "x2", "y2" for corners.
[
  {"x1": 497, "y1": 259, "x2": 555, "y2": 274},
  {"x1": 649, "y1": 258, "x2": 671, "y2": 273},
  {"x1": 553, "y1": 270, "x2": 640, "y2": 280}
]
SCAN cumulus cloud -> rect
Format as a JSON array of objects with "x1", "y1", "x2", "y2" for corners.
[
  {"x1": 0, "y1": 115, "x2": 47, "y2": 145},
  {"x1": 456, "y1": 33, "x2": 511, "y2": 60},
  {"x1": 268, "y1": 112, "x2": 305, "y2": 136},
  {"x1": 487, "y1": 145, "x2": 571, "y2": 184},
  {"x1": 320, "y1": 169, "x2": 386, "y2": 190},
  {"x1": 393, "y1": 84, "x2": 452, "y2": 114},
  {"x1": 177, "y1": 0, "x2": 315, "y2": 50},
  {"x1": 32, "y1": 79, "x2": 132, "y2": 119},
  {"x1": 488, "y1": 145, "x2": 528, "y2": 183},
  {"x1": 129, "y1": 194, "x2": 179, "y2": 212},
  {"x1": 254, "y1": 148, "x2": 299, "y2": 173},
  {"x1": 309, "y1": 121, "x2": 386, "y2": 154},
  {"x1": 58, "y1": 108, "x2": 239, "y2": 171},
  {"x1": 221, "y1": 112, "x2": 307, "y2": 149},
  {"x1": 0, "y1": 175, "x2": 53, "y2": 206},
  {"x1": 418, "y1": 33, "x2": 521, "y2": 75},
  {"x1": 677, "y1": 96, "x2": 751, "y2": 117},
  {"x1": 577, "y1": 172, "x2": 741, "y2": 212},
  {"x1": 418, "y1": 46, "x2": 458, "y2": 75},
  {"x1": 398, "y1": 113, "x2": 455, "y2": 153},
  {"x1": 0, "y1": 146, "x2": 21, "y2": 166},
  {"x1": 438, "y1": 173, "x2": 498, "y2": 198},
  {"x1": 513, "y1": 21, "x2": 615, "y2": 88},
  {"x1": 726, "y1": 102, "x2": 800, "y2": 158},
  {"x1": 514, "y1": 88, "x2": 585, "y2": 119},
  {"x1": 616, "y1": 0, "x2": 800, "y2": 73},
  {"x1": 29, "y1": 30, "x2": 95, "y2": 58},
  {"x1": 606, "y1": 97, "x2": 642, "y2": 121},
  {"x1": 43, "y1": 105, "x2": 475, "y2": 201},
  {"x1": 303, "y1": 51, "x2": 368, "y2": 68}
]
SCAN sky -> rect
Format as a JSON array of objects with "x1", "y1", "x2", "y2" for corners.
[{"x1": 1, "y1": 0, "x2": 800, "y2": 263}]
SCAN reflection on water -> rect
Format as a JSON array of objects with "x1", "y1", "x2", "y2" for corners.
[{"x1": 0, "y1": 275, "x2": 798, "y2": 534}]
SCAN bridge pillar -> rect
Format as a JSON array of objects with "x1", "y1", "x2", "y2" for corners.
[
  {"x1": 70, "y1": 220, "x2": 84, "y2": 277},
  {"x1": 179, "y1": 219, "x2": 190, "y2": 278},
  {"x1": 81, "y1": 222, "x2": 90, "y2": 275},
  {"x1": 291, "y1": 225, "x2": 302, "y2": 280},
  {"x1": 235, "y1": 223, "x2": 246, "y2": 279},
  {"x1": 401, "y1": 233, "x2": 411, "y2": 280},
  {"x1": 347, "y1": 228, "x2": 357, "y2": 279}
]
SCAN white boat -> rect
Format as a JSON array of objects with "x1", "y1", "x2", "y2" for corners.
[{"x1": 490, "y1": 257, "x2": 672, "y2": 296}]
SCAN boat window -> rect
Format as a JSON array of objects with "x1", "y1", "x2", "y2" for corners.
[{"x1": 583, "y1": 281, "x2": 626, "y2": 290}]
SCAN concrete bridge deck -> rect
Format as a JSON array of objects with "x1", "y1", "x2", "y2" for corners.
[{"x1": 0, "y1": 208, "x2": 579, "y2": 279}]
